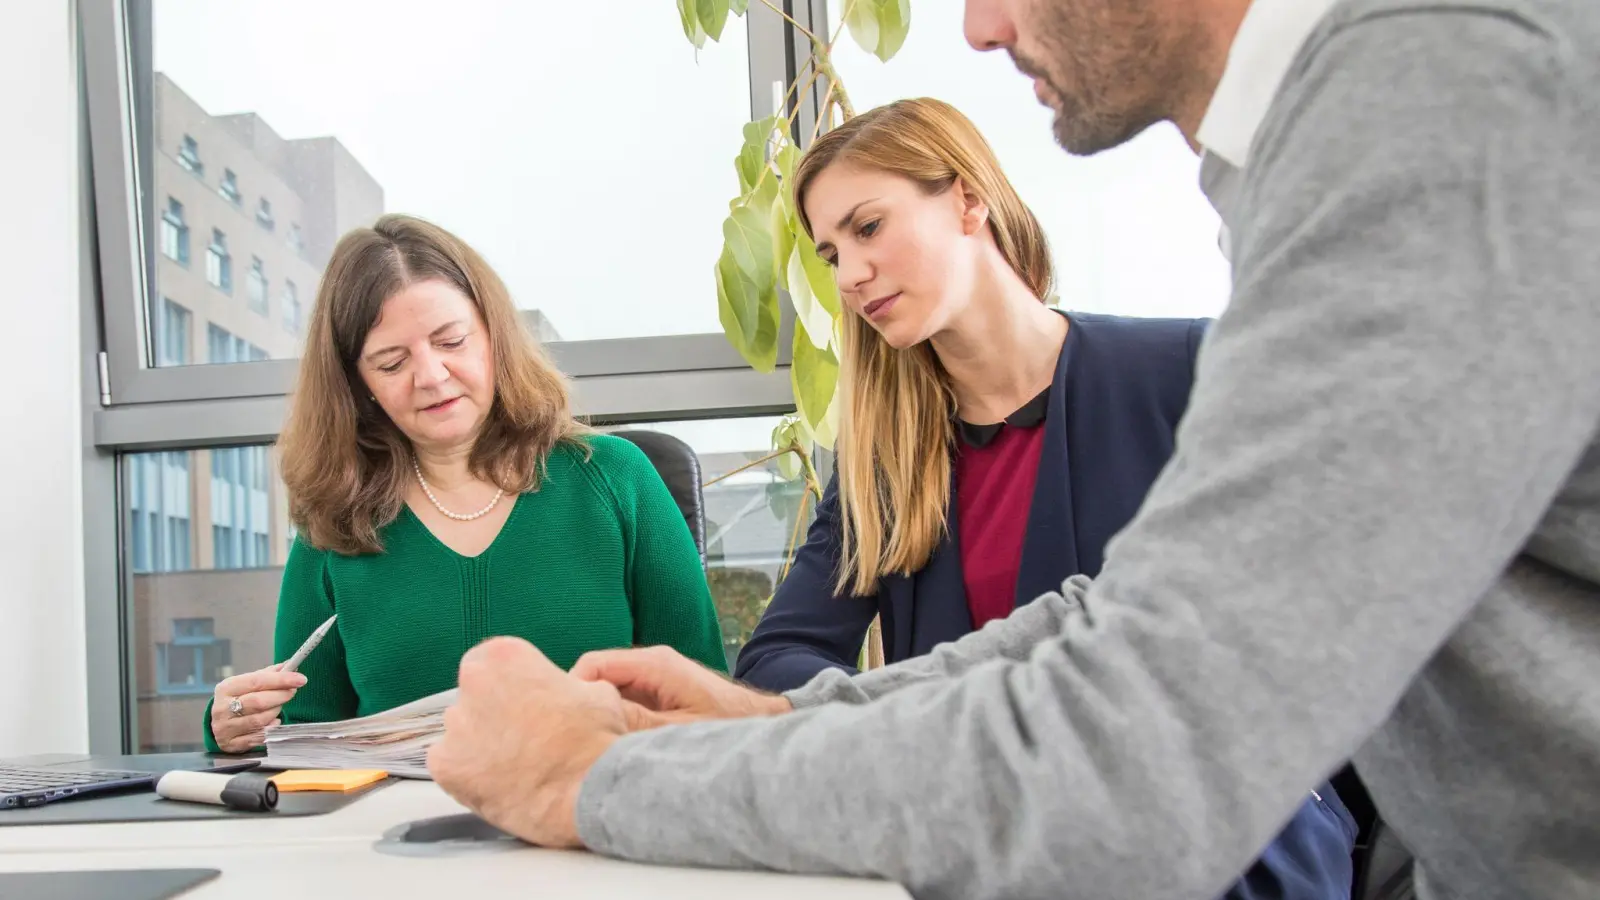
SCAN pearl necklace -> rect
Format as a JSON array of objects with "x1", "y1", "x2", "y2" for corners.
[{"x1": 412, "y1": 458, "x2": 504, "y2": 522}]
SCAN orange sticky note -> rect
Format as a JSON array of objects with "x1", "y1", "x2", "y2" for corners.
[{"x1": 269, "y1": 769, "x2": 388, "y2": 792}]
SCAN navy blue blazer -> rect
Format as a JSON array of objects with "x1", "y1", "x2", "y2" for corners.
[{"x1": 736, "y1": 311, "x2": 1356, "y2": 900}]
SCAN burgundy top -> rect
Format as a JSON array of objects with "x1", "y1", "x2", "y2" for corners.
[{"x1": 952, "y1": 388, "x2": 1049, "y2": 629}]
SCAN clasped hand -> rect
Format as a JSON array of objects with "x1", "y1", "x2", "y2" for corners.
[{"x1": 427, "y1": 639, "x2": 791, "y2": 848}]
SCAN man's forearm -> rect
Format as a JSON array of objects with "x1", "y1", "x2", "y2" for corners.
[{"x1": 784, "y1": 577, "x2": 1090, "y2": 709}]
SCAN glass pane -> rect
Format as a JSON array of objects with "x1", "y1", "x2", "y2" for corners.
[
  {"x1": 126, "y1": 445, "x2": 289, "y2": 752},
  {"x1": 605, "y1": 418, "x2": 825, "y2": 670},
  {"x1": 141, "y1": 2, "x2": 753, "y2": 367},
  {"x1": 827, "y1": 4, "x2": 1229, "y2": 320}
]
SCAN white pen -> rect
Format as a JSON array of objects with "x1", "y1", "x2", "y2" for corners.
[{"x1": 279, "y1": 614, "x2": 337, "y2": 675}]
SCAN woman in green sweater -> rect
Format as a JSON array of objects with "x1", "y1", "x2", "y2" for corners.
[{"x1": 205, "y1": 214, "x2": 726, "y2": 753}]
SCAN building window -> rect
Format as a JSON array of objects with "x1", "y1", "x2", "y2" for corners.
[
  {"x1": 256, "y1": 197, "x2": 275, "y2": 231},
  {"x1": 160, "y1": 198, "x2": 189, "y2": 266},
  {"x1": 218, "y1": 168, "x2": 241, "y2": 205},
  {"x1": 156, "y1": 617, "x2": 231, "y2": 695},
  {"x1": 287, "y1": 223, "x2": 304, "y2": 258},
  {"x1": 282, "y1": 280, "x2": 301, "y2": 335},
  {"x1": 246, "y1": 257, "x2": 268, "y2": 315},
  {"x1": 248, "y1": 342, "x2": 268, "y2": 362},
  {"x1": 177, "y1": 134, "x2": 203, "y2": 176},
  {"x1": 206, "y1": 229, "x2": 231, "y2": 293},
  {"x1": 131, "y1": 508, "x2": 151, "y2": 574},
  {"x1": 254, "y1": 534, "x2": 270, "y2": 565},
  {"x1": 213, "y1": 524, "x2": 235, "y2": 569},
  {"x1": 207, "y1": 324, "x2": 231, "y2": 363},
  {"x1": 156, "y1": 298, "x2": 191, "y2": 366},
  {"x1": 166, "y1": 517, "x2": 191, "y2": 572}
]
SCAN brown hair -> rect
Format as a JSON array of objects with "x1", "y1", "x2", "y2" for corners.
[
  {"x1": 278, "y1": 213, "x2": 587, "y2": 555},
  {"x1": 794, "y1": 98, "x2": 1054, "y2": 595}
]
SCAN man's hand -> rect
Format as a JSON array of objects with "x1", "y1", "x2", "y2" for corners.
[
  {"x1": 571, "y1": 645, "x2": 792, "y2": 731},
  {"x1": 428, "y1": 636, "x2": 625, "y2": 848}
]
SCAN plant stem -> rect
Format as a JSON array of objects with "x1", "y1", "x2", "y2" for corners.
[
  {"x1": 778, "y1": 490, "x2": 812, "y2": 582},
  {"x1": 816, "y1": 52, "x2": 855, "y2": 120},
  {"x1": 809, "y1": 81, "x2": 836, "y2": 144},
  {"x1": 701, "y1": 447, "x2": 793, "y2": 489}
]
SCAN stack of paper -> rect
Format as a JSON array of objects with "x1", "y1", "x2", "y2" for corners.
[{"x1": 262, "y1": 688, "x2": 456, "y2": 779}]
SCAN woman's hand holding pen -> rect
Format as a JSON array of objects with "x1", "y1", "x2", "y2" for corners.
[{"x1": 211, "y1": 663, "x2": 306, "y2": 753}]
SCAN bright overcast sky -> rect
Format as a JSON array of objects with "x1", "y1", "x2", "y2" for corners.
[{"x1": 153, "y1": 0, "x2": 1229, "y2": 454}]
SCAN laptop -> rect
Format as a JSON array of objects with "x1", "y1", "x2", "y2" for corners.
[{"x1": 0, "y1": 752, "x2": 260, "y2": 809}]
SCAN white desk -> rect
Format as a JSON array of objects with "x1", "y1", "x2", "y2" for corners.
[{"x1": 0, "y1": 781, "x2": 909, "y2": 900}]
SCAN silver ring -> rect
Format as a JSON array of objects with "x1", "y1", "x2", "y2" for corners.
[{"x1": 228, "y1": 697, "x2": 246, "y2": 718}]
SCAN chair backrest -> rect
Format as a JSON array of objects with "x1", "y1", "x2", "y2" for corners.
[
  {"x1": 610, "y1": 430, "x2": 708, "y2": 567},
  {"x1": 1335, "y1": 764, "x2": 1416, "y2": 900}
]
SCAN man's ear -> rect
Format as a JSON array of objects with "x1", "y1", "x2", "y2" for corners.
[{"x1": 954, "y1": 176, "x2": 990, "y2": 236}]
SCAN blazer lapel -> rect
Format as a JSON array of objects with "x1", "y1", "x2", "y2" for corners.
[{"x1": 1015, "y1": 315, "x2": 1081, "y2": 607}]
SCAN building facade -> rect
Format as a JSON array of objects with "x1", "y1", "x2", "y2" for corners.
[{"x1": 131, "y1": 73, "x2": 385, "y2": 750}]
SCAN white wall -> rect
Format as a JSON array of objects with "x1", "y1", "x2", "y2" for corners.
[{"x1": 0, "y1": 2, "x2": 88, "y2": 757}]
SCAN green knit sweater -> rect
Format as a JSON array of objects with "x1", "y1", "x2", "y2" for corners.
[{"x1": 203, "y1": 434, "x2": 726, "y2": 752}]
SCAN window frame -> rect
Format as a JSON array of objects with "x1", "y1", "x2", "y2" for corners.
[{"x1": 79, "y1": 0, "x2": 833, "y2": 753}]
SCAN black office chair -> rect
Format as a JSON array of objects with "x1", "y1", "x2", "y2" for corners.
[
  {"x1": 1334, "y1": 764, "x2": 1416, "y2": 900},
  {"x1": 611, "y1": 430, "x2": 708, "y2": 567}
]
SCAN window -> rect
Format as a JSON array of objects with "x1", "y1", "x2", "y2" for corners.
[
  {"x1": 168, "y1": 518, "x2": 191, "y2": 571},
  {"x1": 156, "y1": 298, "x2": 191, "y2": 366},
  {"x1": 177, "y1": 134, "x2": 203, "y2": 175},
  {"x1": 282, "y1": 280, "x2": 301, "y2": 335},
  {"x1": 218, "y1": 168, "x2": 241, "y2": 205},
  {"x1": 205, "y1": 229, "x2": 231, "y2": 293},
  {"x1": 130, "y1": 2, "x2": 754, "y2": 363},
  {"x1": 246, "y1": 256, "x2": 268, "y2": 315},
  {"x1": 159, "y1": 198, "x2": 189, "y2": 265},
  {"x1": 828, "y1": 3, "x2": 1229, "y2": 319},
  {"x1": 207, "y1": 324, "x2": 234, "y2": 364},
  {"x1": 156, "y1": 616, "x2": 232, "y2": 696}
]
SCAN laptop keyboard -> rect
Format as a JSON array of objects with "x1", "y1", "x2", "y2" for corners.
[{"x1": 0, "y1": 765, "x2": 150, "y2": 793}]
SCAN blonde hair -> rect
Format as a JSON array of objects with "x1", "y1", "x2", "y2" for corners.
[
  {"x1": 794, "y1": 98, "x2": 1054, "y2": 595},
  {"x1": 279, "y1": 214, "x2": 587, "y2": 555}
]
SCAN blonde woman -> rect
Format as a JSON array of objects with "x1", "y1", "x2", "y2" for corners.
[
  {"x1": 204, "y1": 214, "x2": 725, "y2": 754},
  {"x1": 735, "y1": 99, "x2": 1355, "y2": 900}
]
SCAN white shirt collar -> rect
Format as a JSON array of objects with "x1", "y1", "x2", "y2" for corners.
[{"x1": 1196, "y1": 0, "x2": 1342, "y2": 168}]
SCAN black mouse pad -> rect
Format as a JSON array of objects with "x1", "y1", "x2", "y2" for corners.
[
  {"x1": 0, "y1": 868, "x2": 219, "y2": 900},
  {"x1": 0, "y1": 778, "x2": 392, "y2": 826}
]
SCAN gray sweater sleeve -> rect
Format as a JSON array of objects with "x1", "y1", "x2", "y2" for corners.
[
  {"x1": 575, "y1": 12, "x2": 1600, "y2": 900},
  {"x1": 782, "y1": 577, "x2": 1092, "y2": 710}
]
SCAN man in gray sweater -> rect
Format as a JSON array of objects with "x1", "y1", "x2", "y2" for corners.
[{"x1": 428, "y1": 1, "x2": 1600, "y2": 898}]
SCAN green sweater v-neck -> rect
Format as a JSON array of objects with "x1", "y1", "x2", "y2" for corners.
[{"x1": 203, "y1": 434, "x2": 725, "y2": 751}]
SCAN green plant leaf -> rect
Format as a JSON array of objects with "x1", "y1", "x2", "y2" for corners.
[
  {"x1": 766, "y1": 478, "x2": 804, "y2": 523},
  {"x1": 876, "y1": 0, "x2": 911, "y2": 61},
  {"x1": 747, "y1": 168, "x2": 780, "y2": 217},
  {"x1": 735, "y1": 116, "x2": 779, "y2": 194},
  {"x1": 723, "y1": 205, "x2": 775, "y2": 289},
  {"x1": 772, "y1": 417, "x2": 803, "y2": 480},
  {"x1": 717, "y1": 242, "x2": 781, "y2": 372},
  {"x1": 843, "y1": 0, "x2": 912, "y2": 62},
  {"x1": 774, "y1": 142, "x2": 802, "y2": 225},
  {"x1": 785, "y1": 240, "x2": 835, "y2": 350},
  {"x1": 795, "y1": 224, "x2": 842, "y2": 318},
  {"x1": 716, "y1": 245, "x2": 760, "y2": 351},
  {"x1": 730, "y1": 0, "x2": 749, "y2": 13},
  {"x1": 697, "y1": 0, "x2": 730, "y2": 41},
  {"x1": 844, "y1": 0, "x2": 881, "y2": 60},
  {"x1": 771, "y1": 200, "x2": 796, "y2": 291},
  {"x1": 677, "y1": 0, "x2": 708, "y2": 48},
  {"x1": 792, "y1": 322, "x2": 839, "y2": 435}
]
